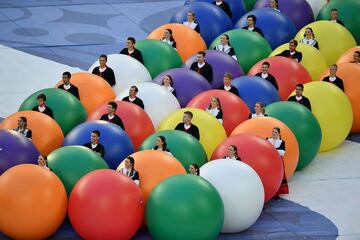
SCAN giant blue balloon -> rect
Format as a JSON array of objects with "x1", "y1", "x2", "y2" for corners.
[
  {"x1": 232, "y1": 76, "x2": 280, "y2": 111},
  {"x1": 170, "y1": 2, "x2": 232, "y2": 46},
  {"x1": 63, "y1": 121, "x2": 134, "y2": 169},
  {"x1": 234, "y1": 8, "x2": 297, "y2": 49}
]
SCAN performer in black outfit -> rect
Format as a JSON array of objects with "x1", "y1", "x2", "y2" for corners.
[
  {"x1": 255, "y1": 61, "x2": 279, "y2": 90},
  {"x1": 242, "y1": 15, "x2": 264, "y2": 37},
  {"x1": 212, "y1": 0, "x2": 232, "y2": 18},
  {"x1": 190, "y1": 51, "x2": 213, "y2": 84},
  {"x1": 92, "y1": 54, "x2": 116, "y2": 87},
  {"x1": 57, "y1": 71, "x2": 80, "y2": 99},
  {"x1": 100, "y1": 101, "x2": 125, "y2": 130},
  {"x1": 119, "y1": 156, "x2": 140, "y2": 186},
  {"x1": 152, "y1": 135, "x2": 172, "y2": 155},
  {"x1": 32, "y1": 93, "x2": 54, "y2": 118},
  {"x1": 288, "y1": 84, "x2": 311, "y2": 111},
  {"x1": 218, "y1": 72, "x2": 239, "y2": 96},
  {"x1": 223, "y1": 145, "x2": 241, "y2": 160},
  {"x1": 300, "y1": 27, "x2": 319, "y2": 49},
  {"x1": 175, "y1": 111, "x2": 200, "y2": 140},
  {"x1": 13, "y1": 116, "x2": 32, "y2": 140},
  {"x1": 122, "y1": 86, "x2": 144, "y2": 109},
  {"x1": 183, "y1": 11, "x2": 200, "y2": 33},
  {"x1": 205, "y1": 97, "x2": 223, "y2": 124},
  {"x1": 329, "y1": 8, "x2": 344, "y2": 26},
  {"x1": 322, "y1": 64, "x2": 344, "y2": 92},
  {"x1": 83, "y1": 130, "x2": 105, "y2": 157},
  {"x1": 162, "y1": 75, "x2": 177, "y2": 97},
  {"x1": 119, "y1": 37, "x2": 143, "y2": 64},
  {"x1": 213, "y1": 34, "x2": 237, "y2": 60},
  {"x1": 276, "y1": 40, "x2": 302, "y2": 62},
  {"x1": 161, "y1": 28, "x2": 177, "y2": 49}
]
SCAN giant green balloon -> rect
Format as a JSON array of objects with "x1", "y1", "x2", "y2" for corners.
[
  {"x1": 19, "y1": 88, "x2": 87, "y2": 135},
  {"x1": 266, "y1": 101, "x2": 322, "y2": 170},
  {"x1": 138, "y1": 130, "x2": 207, "y2": 172},
  {"x1": 146, "y1": 174, "x2": 224, "y2": 240},
  {"x1": 210, "y1": 29, "x2": 272, "y2": 73},
  {"x1": 135, "y1": 39, "x2": 183, "y2": 78},
  {"x1": 48, "y1": 146, "x2": 109, "y2": 195},
  {"x1": 243, "y1": 0, "x2": 257, "y2": 10},
  {"x1": 317, "y1": 0, "x2": 360, "y2": 45}
]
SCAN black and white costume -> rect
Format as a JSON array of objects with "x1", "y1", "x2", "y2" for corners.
[
  {"x1": 175, "y1": 123, "x2": 200, "y2": 140},
  {"x1": 83, "y1": 142, "x2": 105, "y2": 157},
  {"x1": 242, "y1": 26, "x2": 264, "y2": 37},
  {"x1": 58, "y1": 83, "x2": 80, "y2": 99},
  {"x1": 190, "y1": 62, "x2": 213, "y2": 84},
  {"x1": 92, "y1": 66, "x2": 116, "y2": 87},
  {"x1": 122, "y1": 96, "x2": 144, "y2": 110},
  {"x1": 223, "y1": 155, "x2": 241, "y2": 161},
  {"x1": 323, "y1": 76, "x2": 344, "y2": 92},
  {"x1": 300, "y1": 38, "x2": 319, "y2": 49},
  {"x1": 206, "y1": 108, "x2": 223, "y2": 124},
  {"x1": 329, "y1": 19, "x2": 344, "y2": 26},
  {"x1": 212, "y1": 1, "x2": 232, "y2": 18},
  {"x1": 100, "y1": 114, "x2": 125, "y2": 130},
  {"x1": 218, "y1": 84, "x2": 239, "y2": 96},
  {"x1": 214, "y1": 44, "x2": 237, "y2": 60},
  {"x1": 152, "y1": 147, "x2": 173, "y2": 156},
  {"x1": 32, "y1": 105, "x2": 54, "y2": 119},
  {"x1": 119, "y1": 48, "x2": 144, "y2": 64},
  {"x1": 120, "y1": 167, "x2": 139, "y2": 186},
  {"x1": 287, "y1": 95, "x2": 312, "y2": 111},
  {"x1": 266, "y1": 137, "x2": 285, "y2": 157},
  {"x1": 161, "y1": 39, "x2": 177, "y2": 49},
  {"x1": 277, "y1": 50, "x2": 302, "y2": 62},
  {"x1": 13, "y1": 128, "x2": 32, "y2": 139},
  {"x1": 183, "y1": 21, "x2": 200, "y2": 33},
  {"x1": 255, "y1": 72, "x2": 279, "y2": 90},
  {"x1": 248, "y1": 113, "x2": 268, "y2": 119},
  {"x1": 163, "y1": 85, "x2": 177, "y2": 97}
]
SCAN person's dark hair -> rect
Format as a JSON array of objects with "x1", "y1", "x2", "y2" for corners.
[
  {"x1": 255, "y1": 102, "x2": 265, "y2": 114},
  {"x1": 165, "y1": 28, "x2": 175, "y2": 42},
  {"x1": 37, "y1": 93, "x2": 46, "y2": 101},
  {"x1": 289, "y1": 39, "x2": 298, "y2": 47},
  {"x1": 262, "y1": 61, "x2": 270, "y2": 67},
  {"x1": 126, "y1": 156, "x2": 135, "y2": 168},
  {"x1": 92, "y1": 130, "x2": 100, "y2": 137},
  {"x1": 108, "y1": 101, "x2": 117, "y2": 110},
  {"x1": 221, "y1": 33, "x2": 231, "y2": 46},
  {"x1": 247, "y1": 14, "x2": 257, "y2": 23},
  {"x1": 154, "y1": 135, "x2": 167, "y2": 150},
  {"x1": 296, "y1": 83, "x2": 304, "y2": 90},
  {"x1": 198, "y1": 51, "x2": 206, "y2": 57},
  {"x1": 273, "y1": 127, "x2": 282, "y2": 139},
  {"x1": 130, "y1": 85, "x2": 139, "y2": 93},
  {"x1": 303, "y1": 27, "x2": 315, "y2": 38},
  {"x1": 272, "y1": 0, "x2": 279, "y2": 8},
  {"x1": 162, "y1": 75, "x2": 174, "y2": 86},
  {"x1": 128, "y1": 37, "x2": 136, "y2": 44},
  {"x1": 62, "y1": 71, "x2": 71, "y2": 79},
  {"x1": 224, "y1": 72, "x2": 233, "y2": 80},
  {"x1": 40, "y1": 155, "x2": 48, "y2": 161},
  {"x1": 355, "y1": 51, "x2": 360, "y2": 56},
  {"x1": 184, "y1": 111, "x2": 193, "y2": 119},
  {"x1": 19, "y1": 116, "x2": 28, "y2": 127},
  {"x1": 330, "y1": 8, "x2": 338, "y2": 12},
  {"x1": 190, "y1": 163, "x2": 200, "y2": 175},
  {"x1": 229, "y1": 145, "x2": 238, "y2": 155},
  {"x1": 99, "y1": 54, "x2": 107, "y2": 61},
  {"x1": 207, "y1": 97, "x2": 222, "y2": 110},
  {"x1": 188, "y1": 11, "x2": 197, "y2": 23},
  {"x1": 330, "y1": 64, "x2": 338, "y2": 70}
]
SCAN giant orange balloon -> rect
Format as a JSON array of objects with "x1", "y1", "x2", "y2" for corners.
[
  {"x1": 231, "y1": 117, "x2": 299, "y2": 179},
  {"x1": 336, "y1": 46, "x2": 360, "y2": 65},
  {"x1": 55, "y1": 72, "x2": 116, "y2": 115},
  {"x1": 320, "y1": 63, "x2": 360, "y2": 133},
  {"x1": 117, "y1": 150, "x2": 186, "y2": 203},
  {"x1": 0, "y1": 111, "x2": 64, "y2": 155},
  {"x1": 147, "y1": 23, "x2": 207, "y2": 61},
  {"x1": 0, "y1": 164, "x2": 67, "y2": 240}
]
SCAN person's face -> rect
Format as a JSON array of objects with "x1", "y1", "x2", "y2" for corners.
[
  {"x1": 187, "y1": 13, "x2": 194, "y2": 22},
  {"x1": 270, "y1": 0, "x2": 277, "y2": 8},
  {"x1": 107, "y1": 104, "x2": 115, "y2": 114},
  {"x1": 330, "y1": 10, "x2": 338, "y2": 20},
  {"x1": 126, "y1": 40, "x2": 134, "y2": 49},
  {"x1": 189, "y1": 165, "x2": 197, "y2": 174},
  {"x1": 211, "y1": 98, "x2": 219, "y2": 108},
  {"x1": 261, "y1": 64, "x2": 269, "y2": 73},
  {"x1": 37, "y1": 98, "x2": 45, "y2": 106},
  {"x1": 295, "y1": 86, "x2": 303, "y2": 96},
  {"x1": 224, "y1": 77, "x2": 231, "y2": 86},
  {"x1": 164, "y1": 30, "x2": 170, "y2": 39},
  {"x1": 272, "y1": 129, "x2": 279, "y2": 139},
  {"x1": 330, "y1": 66, "x2": 337, "y2": 75},
  {"x1": 156, "y1": 137, "x2": 163, "y2": 147},
  {"x1": 183, "y1": 113, "x2": 191, "y2": 124},
  {"x1": 129, "y1": 87, "x2": 137, "y2": 97},
  {"x1": 163, "y1": 76, "x2": 171, "y2": 86},
  {"x1": 247, "y1": 17, "x2": 254, "y2": 27},
  {"x1": 304, "y1": 29, "x2": 313, "y2": 38},
  {"x1": 255, "y1": 103, "x2": 262, "y2": 113},
  {"x1": 124, "y1": 159, "x2": 132, "y2": 169},
  {"x1": 289, "y1": 42, "x2": 296, "y2": 52},
  {"x1": 197, "y1": 54, "x2": 205, "y2": 63},
  {"x1": 62, "y1": 74, "x2": 70, "y2": 85},
  {"x1": 17, "y1": 118, "x2": 25, "y2": 128},
  {"x1": 227, "y1": 146, "x2": 236, "y2": 156},
  {"x1": 38, "y1": 155, "x2": 46, "y2": 166},
  {"x1": 99, "y1": 57, "x2": 107, "y2": 67},
  {"x1": 353, "y1": 53, "x2": 360, "y2": 63},
  {"x1": 91, "y1": 133, "x2": 99, "y2": 143},
  {"x1": 220, "y1": 35, "x2": 228, "y2": 45}
]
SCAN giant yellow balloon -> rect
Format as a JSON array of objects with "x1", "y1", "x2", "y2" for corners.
[
  {"x1": 158, "y1": 108, "x2": 227, "y2": 158},
  {"x1": 294, "y1": 20, "x2": 356, "y2": 65},
  {"x1": 289, "y1": 82, "x2": 353, "y2": 151},
  {"x1": 270, "y1": 43, "x2": 327, "y2": 81}
]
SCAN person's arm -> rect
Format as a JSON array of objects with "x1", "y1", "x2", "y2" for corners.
[
  {"x1": 99, "y1": 145, "x2": 105, "y2": 157},
  {"x1": 172, "y1": 41, "x2": 177, "y2": 50},
  {"x1": 270, "y1": 75, "x2": 279, "y2": 90},
  {"x1": 100, "y1": 114, "x2": 107, "y2": 121},
  {"x1": 339, "y1": 79, "x2": 345, "y2": 92},
  {"x1": 117, "y1": 116, "x2": 125, "y2": 130},
  {"x1": 108, "y1": 69, "x2": 116, "y2": 87},
  {"x1": 138, "y1": 98, "x2": 145, "y2": 110},
  {"x1": 314, "y1": 41, "x2": 319, "y2": 50},
  {"x1": 73, "y1": 87, "x2": 80, "y2": 100},
  {"x1": 172, "y1": 89, "x2": 177, "y2": 97},
  {"x1": 92, "y1": 67, "x2": 97, "y2": 74},
  {"x1": 305, "y1": 98, "x2": 312, "y2": 112},
  {"x1": 195, "y1": 24, "x2": 200, "y2": 33},
  {"x1": 276, "y1": 50, "x2": 286, "y2": 57},
  {"x1": 27, "y1": 129, "x2": 32, "y2": 140},
  {"x1": 248, "y1": 113, "x2": 252, "y2": 119},
  {"x1": 225, "y1": 3, "x2": 232, "y2": 17},
  {"x1": 296, "y1": 52, "x2": 303, "y2": 62},
  {"x1": 194, "y1": 126, "x2": 200, "y2": 140},
  {"x1": 48, "y1": 108, "x2": 54, "y2": 118},
  {"x1": 229, "y1": 48, "x2": 237, "y2": 60},
  {"x1": 232, "y1": 87, "x2": 239, "y2": 96},
  {"x1": 278, "y1": 140, "x2": 286, "y2": 157},
  {"x1": 137, "y1": 50, "x2": 144, "y2": 64},
  {"x1": 257, "y1": 27, "x2": 264, "y2": 37},
  {"x1": 208, "y1": 64, "x2": 213, "y2": 83},
  {"x1": 175, "y1": 123, "x2": 182, "y2": 131},
  {"x1": 217, "y1": 110, "x2": 223, "y2": 124}
]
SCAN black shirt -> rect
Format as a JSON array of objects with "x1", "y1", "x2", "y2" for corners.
[
  {"x1": 119, "y1": 48, "x2": 144, "y2": 64},
  {"x1": 58, "y1": 84, "x2": 80, "y2": 100},
  {"x1": 83, "y1": 142, "x2": 105, "y2": 157},
  {"x1": 92, "y1": 66, "x2": 116, "y2": 87},
  {"x1": 242, "y1": 26, "x2": 264, "y2": 37},
  {"x1": 32, "y1": 105, "x2": 54, "y2": 119},
  {"x1": 223, "y1": 156, "x2": 241, "y2": 161},
  {"x1": 255, "y1": 73, "x2": 279, "y2": 90},
  {"x1": 277, "y1": 50, "x2": 303, "y2": 62},
  {"x1": 100, "y1": 114, "x2": 125, "y2": 130},
  {"x1": 175, "y1": 123, "x2": 200, "y2": 140},
  {"x1": 122, "y1": 96, "x2": 144, "y2": 109},
  {"x1": 288, "y1": 95, "x2": 311, "y2": 111},
  {"x1": 323, "y1": 76, "x2": 345, "y2": 92},
  {"x1": 218, "y1": 85, "x2": 239, "y2": 96},
  {"x1": 13, "y1": 128, "x2": 32, "y2": 139},
  {"x1": 212, "y1": 1, "x2": 232, "y2": 18},
  {"x1": 190, "y1": 62, "x2": 213, "y2": 84}
]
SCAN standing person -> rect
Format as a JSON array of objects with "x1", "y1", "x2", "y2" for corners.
[
  {"x1": 329, "y1": 8, "x2": 344, "y2": 26},
  {"x1": 270, "y1": 0, "x2": 280, "y2": 12},
  {"x1": 223, "y1": 145, "x2": 241, "y2": 160},
  {"x1": 83, "y1": 130, "x2": 105, "y2": 157},
  {"x1": 287, "y1": 84, "x2": 312, "y2": 111},
  {"x1": 213, "y1": 34, "x2": 237, "y2": 60},
  {"x1": 13, "y1": 116, "x2": 32, "y2": 140},
  {"x1": 119, "y1": 156, "x2": 140, "y2": 186},
  {"x1": 161, "y1": 75, "x2": 177, "y2": 97},
  {"x1": 122, "y1": 85, "x2": 144, "y2": 109},
  {"x1": 32, "y1": 93, "x2": 54, "y2": 118},
  {"x1": 119, "y1": 37, "x2": 143, "y2": 64},
  {"x1": 248, "y1": 102, "x2": 267, "y2": 119},
  {"x1": 276, "y1": 40, "x2": 302, "y2": 62},
  {"x1": 152, "y1": 136, "x2": 172, "y2": 155},
  {"x1": 190, "y1": 51, "x2": 213, "y2": 84},
  {"x1": 183, "y1": 11, "x2": 200, "y2": 33},
  {"x1": 189, "y1": 163, "x2": 200, "y2": 175},
  {"x1": 267, "y1": 127, "x2": 288, "y2": 198},
  {"x1": 242, "y1": 15, "x2": 264, "y2": 37},
  {"x1": 350, "y1": 51, "x2": 360, "y2": 64},
  {"x1": 300, "y1": 27, "x2": 319, "y2": 49},
  {"x1": 161, "y1": 29, "x2": 177, "y2": 49},
  {"x1": 205, "y1": 97, "x2": 223, "y2": 124},
  {"x1": 175, "y1": 111, "x2": 200, "y2": 140},
  {"x1": 92, "y1": 54, "x2": 116, "y2": 87},
  {"x1": 100, "y1": 101, "x2": 125, "y2": 130},
  {"x1": 218, "y1": 72, "x2": 239, "y2": 96},
  {"x1": 212, "y1": 0, "x2": 232, "y2": 18},
  {"x1": 255, "y1": 62, "x2": 279, "y2": 90},
  {"x1": 38, "y1": 155, "x2": 51, "y2": 171},
  {"x1": 322, "y1": 64, "x2": 344, "y2": 92},
  {"x1": 57, "y1": 71, "x2": 80, "y2": 99}
]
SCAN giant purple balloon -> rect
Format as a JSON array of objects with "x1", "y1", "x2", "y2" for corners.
[
  {"x1": 153, "y1": 68, "x2": 212, "y2": 107},
  {"x1": 253, "y1": 0, "x2": 314, "y2": 30},
  {"x1": 0, "y1": 129, "x2": 39, "y2": 174},
  {"x1": 183, "y1": 50, "x2": 244, "y2": 89}
]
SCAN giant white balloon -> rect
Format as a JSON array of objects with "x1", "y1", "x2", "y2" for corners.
[
  {"x1": 88, "y1": 54, "x2": 151, "y2": 95},
  {"x1": 306, "y1": 0, "x2": 328, "y2": 18},
  {"x1": 116, "y1": 82, "x2": 180, "y2": 128},
  {"x1": 200, "y1": 159, "x2": 264, "y2": 233}
]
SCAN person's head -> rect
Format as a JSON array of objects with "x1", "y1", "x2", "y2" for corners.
[
  {"x1": 329, "y1": 64, "x2": 338, "y2": 76},
  {"x1": 62, "y1": 71, "x2": 71, "y2": 85},
  {"x1": 38, "y1": 155, "x2": 47, "y2": 167},
  {"x1": 164, "y1": 28, "x2": 174, "y2": 41},
  {"x1": 183, "y1": 111, "x2": 193, "y2": 124},
  {"x1": 196, "y1": 51, "x2": 206, "y2": 63},
  {"x1": 303, "y1": 27, "x2": 315, "y2": 39},
  {"x1": 289, "y1": 40, "x2": 298, "y2": 52},
  {"x1": 126, "y1": 37, "x2": 136, "y2": 50},
  {"x1": 220, "y1": 34, "x2": 230, "y2": 45},
  {"x1": 270, "y1": 0, "x2": 279, "y2": 9},
  {"x1": 330, "y1": 8, "x2": 338, "y2": 20},
  {"x1": 129, "y1": 85, "x2": 138, "y2": 98},
  {"x1": 261, "y1": 61, "x2": 270, "y2": 74},
  {"x1": 162, "y1": 75, "x2": 173, "y2": 87},
  {"x1": 209, "y1": 96, "x2": 221, "y2": 109},
  {"x1": 91, "y1": 130, "x2": 100, "y2": 144},
  {"x1": 187, "y1": 11, "x2": 196, "y2": 22},
  {"x1": 99, "y1": 54, "x2": 107, "y2": 68},
  {"x1": 189, "y1": 163, "x2": 199, "y2": 175},
  {"x1": 155, "y1": 135, "x2": 167, "y2": 149},
  {"x1": 223, "y1": 72, "x2": 233, "y2": 86},
  {"x1": 247, "y1": 15, "x2": 257, "y2": 27},
  {"x1": 17, "y1": 116, "x2": 27, "y2": 128},
  {"x1": 272, "y1": 127, "x2": 281, "y2": 139},
  {"x1": 295, "y1": 83, "x2": 304, "y2": 97},
  {"x1": 353, "y1": 51, "x2": 360, "y2": 63},
  {"x1": 227, "y1": 144, "x2": 238, "y2": 157},
  {"x1": 37, "y1": 93, "x2": 46, "y2": 106},
  {"x1": 107, "y1": 101, "x2": 117, "y2": 114},
  {"x1": 124, "y1": 156, "x2": 135, "y2": 170},
  {"x1": 254, "y1": 102, "x2": 265, "y2": 114}
]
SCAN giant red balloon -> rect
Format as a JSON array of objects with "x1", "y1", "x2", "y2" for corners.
[
  {"x1": 211, "y1": 133, "x2": 283, "y2": 202},
  {"x1": 248, "y1": 56, "x2": 312, "y2": 100}
]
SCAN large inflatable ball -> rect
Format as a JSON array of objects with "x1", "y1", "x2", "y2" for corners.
[
  {"x1": 210, "y1": 29, "x2": 272, "y2": 73},
  {"x1": 63, "y1": 120, "x2": 133, "y2": 169},
  {"x1": 183, "y1": 50, "x2": 244, "y2": 89},
  {"x1": 88, "y1": 54, "x2": 151, "y2": 95},
  {"x1": 336, "y1": 46, "x2": 360, "y2": 65},
  {"x1": 19, "y1": 88, "x2": 87, "y2": 135},
  {"x1": 146, "y1": 174, "x2": 224, "y2": 240},
  {"x1": 170, "y1": 2, "x2": 232, "y2": 46},
  {"x1": 153, "y1": 68, "x2": 212, "y2": 107},
  {"x1": 135, "y1": 39, "x2": 183, "y2": 79},
  {"x1": 0, "y1": 164, "x2": 67, "y2": 240},
  {"x1": 306, "y1": 0, "x2": 328, "y2": 17},
  {"x1": 234, "y1": 8, "x2": 297, "y2": 49}
]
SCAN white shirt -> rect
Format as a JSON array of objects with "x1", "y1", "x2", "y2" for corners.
[
  {"x1": 206, "y1": 108, "x2": 223, "y2": 124},
  {"x1": 250, "y1": 113, "x2": 265, "y2": 119},
  {"x1": 129, "y1": 96, "x2": 136, "y2": 102},
  {"x1": 38, "y1": 106, "x2": 46, "y2": 112},
  {"x1": 267, "y1": 137, "x2": 285, "y2": 156},
  {"x1": 329, "y1": 76, "x2": 337, "y2": 82},
  {"x1": 99, "y1": 66, "x2": 106, "y2": 73},
  {"x1": 63, "y1": 84, "x2": 71, "y2": 90},
  {"x1": 184, "y1": 124, "x2": 191, "y2": 130},
  {"x1": 261, "y1": 73, "x2": 268, "y2": 79},
  {"x1": 197, "y1": 62, "x2": 205, "y2": 68},
  {"x1": 164, "y1": 85, "x2": 175, "y2": 93},
  {"x1": 295, "y1": 96, "x2": 303, "y2": 101},
  {"x1": 224, "y1": 85, "x2": 231, "y2": 91},
  {"x1": 183, "y1": 21, "x2": 197, "y2": 30}
]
